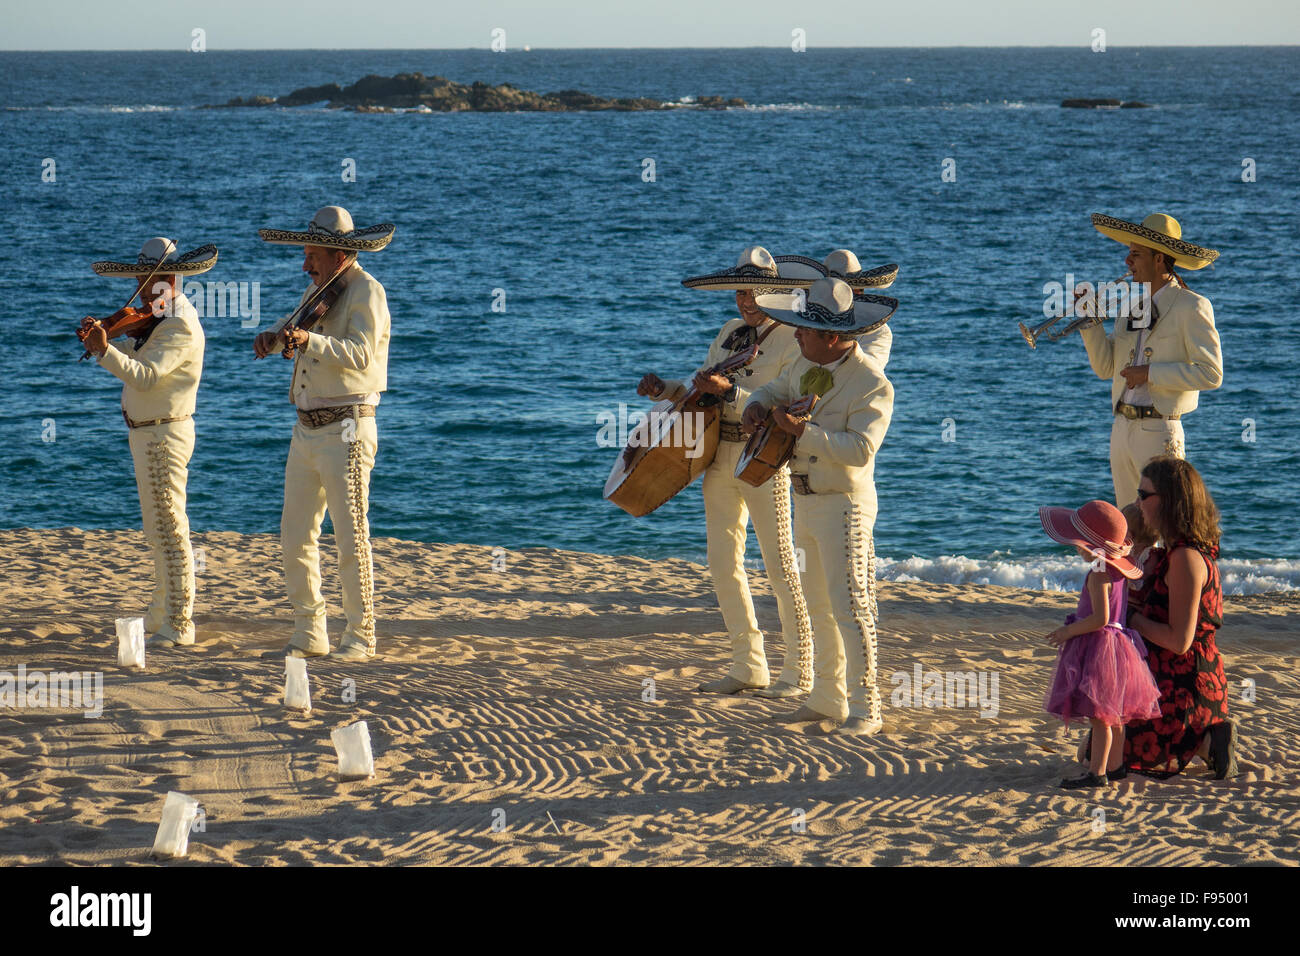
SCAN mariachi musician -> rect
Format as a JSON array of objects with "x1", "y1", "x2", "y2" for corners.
[
  {"x1": 254, "y1": 206, "x2": 393, "y2": 661},
  {"x1": 743, "y1": 277, "x2": 896, "y2": 735},
  {"x1": 77, "y1": 237, "x2": 214, "y2": 647},
  {"x1": 1076, "y1": 213, "x2": 1222, "y2": 509},
  {"x1": 641, "y1": 246, "x2": 812, "y2": 696}
]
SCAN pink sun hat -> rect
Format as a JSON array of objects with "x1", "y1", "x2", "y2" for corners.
[{"x1": 1039, "y1": 500, "x2": 1142, "y2": 580}]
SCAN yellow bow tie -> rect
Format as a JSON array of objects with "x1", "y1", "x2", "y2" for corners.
[{"x1": 799, "y1": 367, "x2": 835, "y2": 397}]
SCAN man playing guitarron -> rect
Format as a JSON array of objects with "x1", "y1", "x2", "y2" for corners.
[{"x1": 743, "y1": 277, "x2": 897, "y2": 735}]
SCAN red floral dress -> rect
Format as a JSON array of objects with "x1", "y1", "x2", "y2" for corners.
[{"x1": 1121, "y1": 540, "x2": 1228, "y2": 778}]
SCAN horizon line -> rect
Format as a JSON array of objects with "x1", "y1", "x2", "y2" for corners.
[{"x1": 3, "y1": 43, "x2": 1299, "y2": 52}]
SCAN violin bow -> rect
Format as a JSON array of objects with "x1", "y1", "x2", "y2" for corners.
[
  {"x1": 79, "y1": 239, "x2": 178, "y2": 362},
  {"x1": 258, "y1": 257, "x2": 353, "y2": 360},
  {"x1": 270, "y1": 258, "x2": 352, "y2": 337}
]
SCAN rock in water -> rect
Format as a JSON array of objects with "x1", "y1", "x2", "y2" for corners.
[{"x1": 206, "y1": 71, "x2": 746, "y2": 112}]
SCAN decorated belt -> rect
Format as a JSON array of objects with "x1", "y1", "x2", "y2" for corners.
[
  {"x1": 297, "y1": 404, "x2": 376, "y2": 428},
  {"x1": 123, "y1": 410, "x2": 191, "y2": 429},
  {"x1": 1115, "y1": 401, "x2": 1179, "y2": 421},
  {"x1": 790, "y1": 473, "x2": 813, "y2": 496},
  {"x1": 719, "y1": 421, "x2": 745, "y2": 443}
]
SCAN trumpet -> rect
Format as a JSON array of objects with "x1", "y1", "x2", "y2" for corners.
[{"x1": 1020, "y1": 273, "x2": 1134, "y2": 349}]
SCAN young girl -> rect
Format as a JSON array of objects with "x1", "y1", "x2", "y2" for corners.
[{"x1": 1040, "y1": 500, "x2": 1161, "y2": 789}]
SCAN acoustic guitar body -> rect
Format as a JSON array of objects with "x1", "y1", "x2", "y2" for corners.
[
  {"x1": 604, "y1": 398, "x2": 721, "y2": 517},
  {"x1": 734, "y1": 395, "x2": 817, "y2": 488}
]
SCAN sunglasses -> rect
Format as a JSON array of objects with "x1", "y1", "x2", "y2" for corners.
[{"x1": 1136, "y1": 488, "x2": 1158, "y2": 501}]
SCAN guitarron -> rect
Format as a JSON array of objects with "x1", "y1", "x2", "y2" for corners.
[{"x1": 734, "y1": 394, "x2": 818, "y2": 487}]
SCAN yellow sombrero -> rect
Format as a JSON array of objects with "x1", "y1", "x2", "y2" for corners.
[{"x1": 1091, "y1": 212, "x2": 1218, "y2": 270}]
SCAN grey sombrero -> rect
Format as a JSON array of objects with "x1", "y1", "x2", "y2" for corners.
[
  {"x1": 1091, "y1": 212, "x2": 1218, "y2": 270},
  {"x1": 259, "y1": 205, "x2": 395, "y2": 252},
  {"x1": 92, "y1": 237, "x2": 218, "y2": 277},
  {"x1": 755, "y1": 277, "x2": 898, "y2": 335}
]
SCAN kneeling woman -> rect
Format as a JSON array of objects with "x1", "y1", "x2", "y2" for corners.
[{"x1": 1121, "y1": 456, "x2": 1237, "y2": 779}]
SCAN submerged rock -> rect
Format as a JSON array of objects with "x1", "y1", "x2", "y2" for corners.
[{"x1": 1061, "y1": 98, "x2": 1153, "y2": 109}]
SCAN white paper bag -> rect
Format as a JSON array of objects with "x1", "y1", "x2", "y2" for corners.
[
  {"x1": 284, "y1": 657, "x2": 311, "y2": 713},
  {"x1": 116, "y1": 617, "x2": 145, "y2": 669},
  {"x1": 151, "y1": 790, "x2": 201, "y2": 859},
  {"x1": 331, "y1": 720, "x2": 374, "y2": 779}
]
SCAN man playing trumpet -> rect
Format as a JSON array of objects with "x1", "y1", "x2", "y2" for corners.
[{"x1": 1074, "y1": 213, "x2": 1222, "y2": 508}]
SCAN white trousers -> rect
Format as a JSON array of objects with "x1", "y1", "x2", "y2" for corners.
[
  {"x1": 128, "y1": 418, "x2": 196, "y2": 644},
  {"x1": 701, "y1": 439, "x2": 813, "y2": 688},
  {"x1": 1109, "y1": 415, "x2": 1185, "y2": 508},
  {"x1": 793, "y1": 490, "x2": 880, "y2": 722},
  {"x1": 281, "y1": 416, "x2": 378, "y2": 654}
]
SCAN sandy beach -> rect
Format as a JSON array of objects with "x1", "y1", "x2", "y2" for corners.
[{"x1": 1, "y1": 527, "x2": 1295, "y2": 866}]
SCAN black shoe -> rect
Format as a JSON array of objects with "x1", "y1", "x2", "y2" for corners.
[
  {"x1": 1207, "y1": 720, "x2": 1239, "y2": 779},
  {"x1": 1061, "y1": 771, "x2": 1109, "y2": 790}
]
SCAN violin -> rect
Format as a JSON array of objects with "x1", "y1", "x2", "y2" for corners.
[
  {"x1": 76, "y1": 288, "x2": 170, "y2": 362},
  {"x1": 256, "y1": 261, "x2": 350, "y2": 360}
]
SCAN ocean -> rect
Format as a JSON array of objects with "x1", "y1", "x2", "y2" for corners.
[{"x1": 2, "y1": 48, "x2": 1297, "y2": 594}]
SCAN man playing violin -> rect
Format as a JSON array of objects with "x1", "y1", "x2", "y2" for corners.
[
  {"x1": 79, "y1": 237, "x2": 213, "y2": 647},
  {"x1": 255, "y1": 206, "x2": 393, "y2": 661}
]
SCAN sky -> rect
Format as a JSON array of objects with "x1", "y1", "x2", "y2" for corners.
[{"x1": 3, "y1": 0, "x2": 1298, "y2": 49}]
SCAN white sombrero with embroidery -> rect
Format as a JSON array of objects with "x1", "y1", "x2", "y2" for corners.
[
  {"x1": 1092, "y1": 212, "x2": 1218, "y2": 270},
  {"x1": 684, "y1": 246, "x2": 897, "y2": 292},
  {"x1": 92, "y1": 237, "x2": 218, "y2": 277},
  {"x1": 683, "y1": 246, "x2": 817, "y2": 292},
  {"x1": 755, "y1": 277, "x2": 897, "y2": 335},
  {"x1": 259, "y1": 205, "x2": 395, "y2": 252},
  {"x1": 804, "y1": 249, "x2": 899, "y2": 289}
]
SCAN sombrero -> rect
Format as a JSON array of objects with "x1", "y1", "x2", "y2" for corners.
[
  {"x1": 259, "y1": 205, "x2": 395, "y2": 252},
  {"x1": 682, "y1": 246, "x2": 819, "y2": 293},
  {"x1": 1039, "y1": 500, "x2": 1142, "y2": 580},
  {"x1": 754, "y1": 277, "x2": 897, "y2": 336},
  {"x1": 92, "y1": 237, "x2": 218, "y2": 277},
  {"x1": 819, "y1": 249, "x2": 898, "y2": 290},
  {"x1": 1091, "y1": 212, "x2": 1218, "y2": 270}
]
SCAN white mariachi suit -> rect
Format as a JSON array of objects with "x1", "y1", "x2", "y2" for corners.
[
  {"x1": 280, "y1": 261, "x2": 390, "y2": 656},
  {"x1": 748, "y1": 342, "x2": 894, "y2": 722},
  {"x1": 97, "y1": 294, "x2": 205, "y2": 644},
  {"x1": 660, "y1": 318, "x2": 813, "y2": 688},
  {"x1": 1080, "y1": 282, "x2": 1222, "y2": 508}
]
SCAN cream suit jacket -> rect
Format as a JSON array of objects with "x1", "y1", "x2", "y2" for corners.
[
  {"x1": 288, "y1": 261, "x2": 390, "y2": 405},
  {"x1": 98, "y1": 293, "x2": 205, "y2": 420},
  {"x1": 660, "y1": 318, "x2": 803, "y2": 421},
  {"x1": 746, "y1": 342, "x2": 894, "y2": 496},
  {"x1": 1080, "y1": 283, "x2": 1222, "y2": 418}
]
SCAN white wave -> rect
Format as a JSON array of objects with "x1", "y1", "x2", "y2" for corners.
[
  {"x1": 877, "y1": 553, "x2": 1299, "y2": 596},
  {"x1": 5, "y1": 104, "x2": 178, "y2": 112},
  {"x1": 743, "y1": 102, "x2": 837, "y2": 111}
]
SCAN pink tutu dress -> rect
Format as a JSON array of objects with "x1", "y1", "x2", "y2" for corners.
[{"x1": 1045, "y1": 566, "x2": 1161, "y2": 725}]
